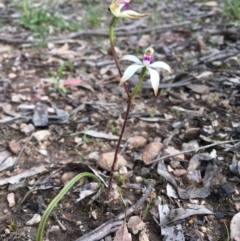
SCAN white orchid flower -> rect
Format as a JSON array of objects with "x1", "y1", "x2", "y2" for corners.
[
  {"x1": 120, "y1": 47, "x2": 172, "y2": 96},
  {"x1": 109, "y1": 0, "x2": 148, "y2": 20}
]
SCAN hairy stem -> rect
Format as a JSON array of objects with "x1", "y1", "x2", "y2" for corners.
[
  {"x1": 109, "y1": 16, "x2": 130, "y2": 98},
  {"x1": 107, "y1": 16, "x2": 131, "y2": 197},
  {"x1": 107, "y1": 17, "x2": 148, "y2": 197},
  {"x1": 107, "y1": 96, "x2": 132, "y2": 197}
]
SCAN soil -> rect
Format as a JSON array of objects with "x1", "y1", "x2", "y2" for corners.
[{"x1": 0, "y1": 0, "x2": 240, "y2": 241}]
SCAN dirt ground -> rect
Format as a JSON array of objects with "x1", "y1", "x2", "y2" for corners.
[{"x1": 0, "y1": 0, "x2": 240, "y2": 240}]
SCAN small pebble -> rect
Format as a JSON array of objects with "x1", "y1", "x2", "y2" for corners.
[
  {"x1": 3, "y1": 208, "x2": 9, "y2": 214},
  {"x1": 127, "y1": 136, "x2": 147, "y2": 148},
  {"x1": 32, "y1": 130, "x2": 51, "y2": 142},
  {"x1": 119, "y1": 166, "x2": 128, "y2": 174},
  {"x1": 91, "y1": 210, "x2": 97, "y2": 220},
  {"x1": 97, "y1": 152, "x2": 127, "y2": 171},
  {"x1": 142, "y1": 142, "x2": 163, "y2": 165},
  {"x1": 198, "y1": 226, "x2": 207, "y2": 232},
  {"x1": 135, "y1": 176, "x2": 143, "y2": 183},
  {"x1": 26, "y1": 214, "x2": 41, "y2": 225},
  {"x1": 61, "y1": 172, "x2": 78, "y2": 183},
  {"x1": 49, "y1": 225, "x2": 60, "y2": 233},
  {"x1": 139, "y1": 230, "x2": 149, "y2": 241},
  {"x1": 7, "y1": 192, "x2": 15, "y2": 207},
  {"x1": 128, "y1": 216, "x2": 145, "y2": 235}
]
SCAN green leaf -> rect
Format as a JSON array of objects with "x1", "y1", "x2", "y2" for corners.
[{"x1": 36, "y1": 172, "x2": 104, "y2": 241}]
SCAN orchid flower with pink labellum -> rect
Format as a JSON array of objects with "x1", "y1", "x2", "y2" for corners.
[
  {"x1": 120, "y1": 47, "x2": 172, "y2": 96},
  {"x1": 109, "y1": 0, "x2": 148, "y2": 20}
]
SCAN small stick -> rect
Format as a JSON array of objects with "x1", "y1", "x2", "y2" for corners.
[
  {"x1": 151, "y1": 114, "x2": 196, "y2": 170},
  {"x1": 74, "y1": 179, "x2": 155, "y2": 241},
  {"x1": 37, "y1": 196, "x2": 67, "y2": 232},
  {"x1": 0, "y1": 21, "x2": 191, "y2": 45},
  {"x1": 13, "y1": 166, "x2": 64, "y2": 212},
  {"x1": 13, "y1": 133, "x2": 33, "y2": 170},
  {"x1": 148, "y1": 139, "x2": 240, "y2": 165}
]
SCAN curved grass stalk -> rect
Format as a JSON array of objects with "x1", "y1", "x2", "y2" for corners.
[
  {"x1": 36, "y1": 172, "x2": 104, "y2": 241},
  {"x1": 223, "y1": 222, "x2": 230, "y2": 241}
]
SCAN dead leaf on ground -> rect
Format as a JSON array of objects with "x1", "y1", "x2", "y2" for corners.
[
  {"x1": 0, "y1": 165, "x2": 47, "y2": 185},
  {"x1": 187, "y1": 84, "x2": 209, "y2": 94},
  {"x1": 77, "y1": 130, "x2": 120, "y2": 140},
  {"x1": 8, "y1": 140, "x2": 21, "y2": 154},
  {"x1": 114, "y1": 221, "x2": 132, "y2": 241},
  {"x1": 158, "y1": 197, "x2": 184, "y2": 241}
]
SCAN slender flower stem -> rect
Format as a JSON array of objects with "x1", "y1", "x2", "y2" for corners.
[
  {"x1": 107, "y1": 16, "x2": 131, "y2": 197},
  {"x1": 109, "y1": 17, "x2": 130, "y2": 98},
  {"x1": 107, "y1": 17, "x2": 147, "y2": 197},
  {"x1": 107, "y1": 97, "x2": 132, "y2": 197}
]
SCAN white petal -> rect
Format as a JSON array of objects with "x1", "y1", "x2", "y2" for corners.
[
  {"x1": 149, "y1": 61, "x2": 172, "y2": 73},
  {"x1": 120, "y1": 64, "x2": 143, "y2": 84},
  {"x1": 120, "y1": 55, "x2": 142, "y2": 65},
  {"x1": 147, "y1": 67, "x2": 160, "y2": 96}
]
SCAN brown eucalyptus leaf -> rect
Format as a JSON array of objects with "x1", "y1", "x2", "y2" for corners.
[
  {"x1": 187, "y1": 84, "x2": 209, "y2": 94},
  {"x1": 113, "y1": 222, "x2": 132, "y2": 241}
]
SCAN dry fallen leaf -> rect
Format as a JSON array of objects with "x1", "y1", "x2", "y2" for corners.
[
  {"x1": 187, "y1": 84, "x2": 209, "y2": 94},
  {"x1": 114, "y1": 221, "x2": 132, "y2": 241},
  {"x1": 0, "y1": 165, "x2": 47, "y2": 185},
  {"x1": 63, "y1": 78, "x2": 83, "y2": 86}
]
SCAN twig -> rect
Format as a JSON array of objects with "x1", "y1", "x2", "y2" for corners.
[
  {"x1": 212, "y1": 69, "x2": 240, "y2": 75},
  {"x1": 148, "y1": 139, "x2": 240, "y2": 165},
  {"x1": 0, "y1": 21, "x2": 191, "y2": 45},
  {"x1": 74, "y1": 179, "x2": 155, "y2": 241},
  {"x1": 165, "y1": 115, "x2": 196, "y2": 148},
  {"x1": 117, "y1": 179, "x2": 155, "y2": 220},
  {"x1": 13, "y1": 166, "x2": 63, "y2": 213},
  {"x1": 75, "y1": 221, "x2": 122, "y2": 241},
  {"x1": 151, "y1": 115, "x2": 196, "y2": 170},
  {"x1": 13, "y1": 133, "x2": 33, "y2": 170},
  {"x1": 88, "y1": 189, "x2": 101, "y2": 205},
  {"x1": 119, "y1": 142, "x2": 128, "y2": 155},
  {"x1": 37, "y1": 196, "x2": 67, "y2": 232},
  {"x1": 192, "y1": 49, "x2": 239, "y2": 66}
]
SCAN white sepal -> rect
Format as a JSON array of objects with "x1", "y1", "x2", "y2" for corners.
[
  {"x1": 121, "y1": 55, "x2": 143, "y2": 65},
  {"x1": 120, "y1": 64, "x2": 143, "y2": 84},
  {"x1": 149, "y1": 61, "x2": 172, "y2": 73},
  {"x1": 147, "y1": 67, "x2": 160, "y2": 96}
]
